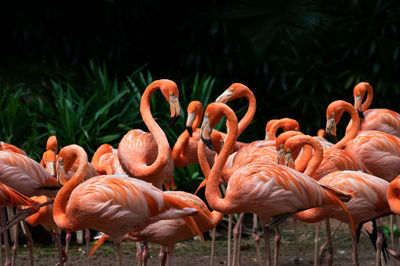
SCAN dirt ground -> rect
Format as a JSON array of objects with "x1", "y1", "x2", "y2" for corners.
[{"x1": 9, "y1": 216, "x2": 399, "y2": 265}]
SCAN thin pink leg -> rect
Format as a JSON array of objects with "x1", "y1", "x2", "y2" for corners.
[
  {"x1": 252, "y1": 214, "x2": 262, "y2": 266},
  {"x1": 376, "y1": 219, "x2": 383, "y2": 266},
  {"x1": 263, "y1": 226, "x2": 271, "y2": 266},
  {"x1": 159, "y1": 248, "x2": 167, "y2": 266},
  {"x1": 273, "y1": 227, "x2": 281, "y2": 266},
  {"x1": 293, "y1": 217, "x2": 300, "y2": 263},
  {"x1": 21, "y1": 221, "x2": 34, "y2": 266},
  {"x1": 325, "y1": 219, "x2": 333, "y2": 266},
  {"x1": 84, "y1": 229, "x2": 91, "y2": 266},
  {"x1": 54, "y1": 232, "x2": 66, "y2": 266},
  {"x1": 232, "y1": 213, "x2": 244, "y2": 266},
  {"x1": 314, "y1": 222, "x2": 320, "y2": 266},
  {"x1": 11, "y1": 221, "x2": 18, "y2": 266},
  {"x1": 65, "y1": 232, "x2": 71, "y2": 266},
  {"x1": 210, "y1": 227, "x2": 216, "y2": 266},
  {"x1": 1, "y1": 208, "x2": 11, "y2": 266},
  {"x1": 142, "y1": 242, "x2": 149, "y2": 266},
  {"x1": 136, "y1": 242, "x2": 142, "y2": 266},
  {"x1": 115, "y1": 242, "x2": 123, "y2": 266},
  {"x1": 237, "y1": 218, "x2": 242, "y2": 266},
  {"x1": 228, "y1": 214, "x2": 232, "y2": 266},
  {"x1": 165, "y1": 250, "x2": 172, "y2": 266},
  {"x1": 349, "y1": 223, "x2": 359, "y2": 266}
]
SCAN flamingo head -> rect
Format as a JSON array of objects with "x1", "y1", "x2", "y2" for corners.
[
  {"x1": 215, "y1": 83, "x2": 250, "y2": 103},
  {"x1": 185, "y1": 101, "x2": 203, "y2": 137},
  {"x1": 46, "y1": 135, "x2": 58, "y2": 153},
  {"x1": 158, "y1": 79, "x2": 181, "y2": 127},
  {"x1": 353, "y1": 82, "x2": 371, "y2": 116}
]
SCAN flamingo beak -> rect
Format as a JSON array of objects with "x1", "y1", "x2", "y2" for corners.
[
  {"x1": 276, "y1": 146, "x2": 284, "y2": 164},
  {"x1": 56, "y1": 158, "x2": 65, "y2": 187},
  {"x1": 186, "y1": 112, "x2": 196, "y2": 137},
  {"x1": 168, "y1": 95, "x2": 180, "y2": 128},
  {"x1": 200, "y1": 114, "x2": 214, "y2": 151},
  {"x1": 215, "y1": 88, "x2": 233, "y2": 103},
  {"x1": 325, "y1": 117, "x2": 337, "y2": 136}
]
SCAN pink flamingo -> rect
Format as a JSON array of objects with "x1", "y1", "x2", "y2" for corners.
[
  {"x1": 350, "y1": 82, "x2": 400, "y2": 138},
  {"x1": 53, "y1": 144, "x2": 204, "y2": 266},
  {"x1": 91, "y1": 144, "x2": 125, "y2": 176},
  {"x1": 198, "y1": 102, "x2": 355, "y2": 266}
]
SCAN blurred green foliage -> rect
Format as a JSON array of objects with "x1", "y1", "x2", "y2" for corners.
[{"x1": 1, "y1": 1, "x2": 400, "y2": 191}]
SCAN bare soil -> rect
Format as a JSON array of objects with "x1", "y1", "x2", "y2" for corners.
[{"x1": 10, "y1": 216, "x2": 398, "y2": 265}]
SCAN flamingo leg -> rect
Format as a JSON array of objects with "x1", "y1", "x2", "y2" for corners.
[
  {"x1": 313, "y1": 222, "x2": 320, "y2": 266},
  {"x1": 232, "y1": 213, "x2": 244, "y2": 266},
  {"x1": 1, "y1": 208, "x2": 11, "y2": 266},
  {"x1": 273, "y1": 226, "x2": 281, "y2": 266},
  {"x1": 325, "y1": 219, "x2": 333, "y2": 266},
  {"x1": 263, "y1": 226, "x2": 271, "y2": 266},
  {"x1": 228, "y1": 214, "x2": 232, "y2": 266},
  {"x1": 350, "y1": 223, "x2": 359, "y2": 266},
  {"x1": 293, "y1": 217, "x2": 300, "y2": 264},
  {"x1": 159, "y1": 248, "x2": 167, "y2": 266},
  {"x1": 319, "y1": 222, "x2": 342, "y2": 266},
  {"x1": 136, "y1": 242, "x2": 142, "y2": 266},
  {"x1": 376, "y1": 219, "x2": 383, "y2": 266},
  {"x1": 210, "y1": 227, "x2": 216, "y2": 266},
  {"x1": 142, "y1": 241, "x2": 149, "y2": 266},
  {"x1": 165, "y1": 250, "x2": 172, "y2": 266},
  {"x1": 11, "y1": 220, "x2": 18, "y2": 266},
  {"x1": 237, "y1": 218, "x2": 242, "y2": 266},
  {"x1": 20, "y1": 220, "x2": 34, "y2": 266},
  {"x1": 252, "y1": 214, "x2": 262, "y2": 266},
  {"x1": 84, "y1": 229, "x2": 91, "y2": 266},
  {"x1": 0, "y1": 221, "x2": 3, "y2": 266},
  {"x1": 65, "y1": 232, "x2": 71, "y2": 266},
  {"x1": 115, "y1": 242, "x2": 123, "y2": 266},
  {"x1": 54, "y1": 232, "x2": 66, "y2": 266}
]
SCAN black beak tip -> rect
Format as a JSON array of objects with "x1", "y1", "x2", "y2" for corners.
[
  {"x1": 168, "y1": 114, "x2": 179, "y2": 128},
  {"x1": 201, "y1": 135, "x2": 214, "y2": 151},
  {"x1": 357, "y1": 109, "x2": 365, "y2": 119},
  {"x1": 186, "y1": 127, "x2": 193, "y2": 137},
  {"x1": 325, "y1": 132, "x2": 338, "y2": 144}
]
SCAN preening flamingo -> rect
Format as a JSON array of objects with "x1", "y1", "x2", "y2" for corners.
[
  {"x1": 53, "y1": 144, "x2": 204, "y2": 266},
  {"x1": 281, "y1": 134, "x2": 386, "y2": 265},
  {"x1": 23, "y1": 195, "x2": 66, "y2": 265},
  {"x1": 117, "y1": 79, "x2": 181, "y2": 190},
  {"x1": 199, "y1": 102, "x2": 355, "y2": 266},
  {"x1": 40, "y1": 136, "x2": 58, "y2": 178},
  {"x1": 326, "y1": 100, "x2": 400, "y2": 182},
  {"x1": 351, "y1": 82, "x2": 400, "y2": 138},
  {"x1": 91, "y1": 144, "x2": 125, "y2": 175}
]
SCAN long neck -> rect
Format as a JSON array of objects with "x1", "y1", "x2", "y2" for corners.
[
  {"x1": 237, "y1": 90, "x2": 256, "y2": 136},
  {"x1": 53, "y1": 146, "x2": 88, "y2": 232},
  {"x1": 302, "y1": 139, "x2": 323, "y2": 178},
  {"x1": 362, "y1": 85, "x2": 373, "y2": 112},
  {"x1": 268, "y1": 120, "x2": 286, "y2": 140},
  {"x1": 294, "y1": 144, "x2": 313, "y2": 173},
  {"x1": 172, "y1": 131, "x2": 190, "y2": 167},
  {"x1": 137, "y1": 83, "x2": 171, "y2": 176},
  {"x1": 332, "y1": 104, "x2": 361, "y2": 150},
  {"x1": 204, "y1": 108, "x2": 238, "y2": 213}
]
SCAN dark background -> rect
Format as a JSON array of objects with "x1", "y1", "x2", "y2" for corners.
[{"x1": 2, "y1": 0, "x2": 400, "y2": 135}]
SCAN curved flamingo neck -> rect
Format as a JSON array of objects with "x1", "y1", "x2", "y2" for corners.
[
  {"x1": 191, "y1": 102, "x2": 203, "y2": 130},
  {"x1": 137, "y1": 82, "x2": 171, "y2": 176},
  {"x1": 332, "y1": 102, "x2": 361, "y2": 150},
  {"x1": 53, "y1": 145, "x2": 88, "y2": 232},
  {"x1": 361, "y1": 84, "x2": 373, "y2": 112},
  {"x1": 293, "y1": 137, "x2": 323, "y2": 177},
  {"x1": 237, "y1": 90, "x2": 256, "y2": 136},
  {"x1": 204, "y1": 105, "x2": 238, "y2": 213},
  {"x1": 172, "y1": 131, "x2": 190, "y2": 167},
  {"x1": 265, "y1": 119, "x2": 278, "y2": 140},
  {"x1": 293, "y1": 144, "x2": 313, "y2": 174}
]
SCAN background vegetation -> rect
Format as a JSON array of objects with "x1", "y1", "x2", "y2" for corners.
[{"x1": 1, "y1": 0, "x2": 400, "y2": 192}]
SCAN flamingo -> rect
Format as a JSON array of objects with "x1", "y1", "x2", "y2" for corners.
[
  {"x1": 198, "y1": 102, "x2": 355, "y2": 266},
  {"x1": 53, "y1": 144, "x2": 204, "y2": 266},
  {"x1": 23, "y1": 195, "x2": 66, "y2": 265},
  {"x1": 40, "y1": 136, "x2": 58, "y2": 178},
  {"x1": 326, "y1": 100, "x2": 400, "y2": 182},
  {"x1": 350, "y1": 82, "x2": 400, "y2": 138},
  {"x1": 172, "y1": 82, "x2": 255, "y2": 169},
  {"x1": 117, "y1": 79, "x2": 181, "y2": 191},
  {"x1": 281, "y1": 134, "x2": 386, "y2": 265},
  {"x1": 91, "y1": 144, "x2": 126, "y2": 176}
]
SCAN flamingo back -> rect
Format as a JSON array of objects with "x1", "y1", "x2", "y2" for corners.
[{"x1": 0, "y1": 151, "x2": 58, "y2": 196}]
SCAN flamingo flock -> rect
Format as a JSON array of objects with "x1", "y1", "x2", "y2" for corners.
[{"x1": 0, "y1": 79, "x2": 399, "y2": 266}]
